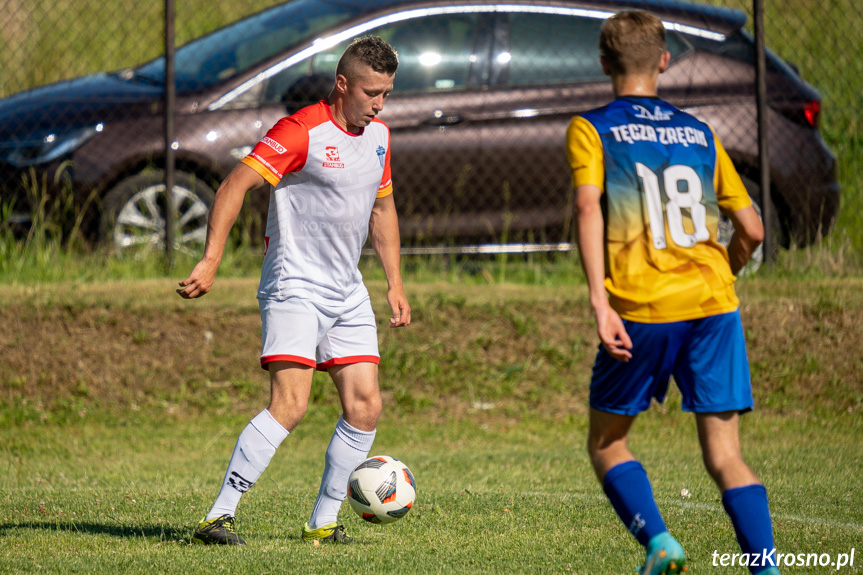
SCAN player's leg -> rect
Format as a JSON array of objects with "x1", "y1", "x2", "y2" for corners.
[
  {"x1": 697, "y1": 412, "x2": 778, "y2": 575},
  {"x1": 193, "y1": 363, "x2": 311, "y2": 546},
  {"x1": 302, "y1": 362, "x2": 380, "y2": 541},
  {"x1": 194, "y1": 297, "x2": 319, "y2": 545},
  {"x1": 588, "y1": 320, "x2": 688, "y2": 574},
  {"x1": 678, "y1": 311, "x2": 777, "y2": 574},
  {"x1": 332, "y1": 361, "x2": 382, "y2": 431},
  {"x1": 304, "y1": 297, "x2": 380, "y2": 541},
  {"x1": 587, "y1": 407, "x2": 636, "y2": 479},
  {"x1": 589, "y1": 409, "x2": 674, "y2": 546},
  {"x1": 266, "y1": 362, "x2": 315, "y2": 431},
  {"x1": 211, "y1": 364, "x2": 313, "y2": 510},
  {"x1": 696, "y1": 411, "x2": 759, "y2": 489}
]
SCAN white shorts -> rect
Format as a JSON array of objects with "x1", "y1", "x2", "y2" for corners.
[{"x1": 259, "y1": 296, "x2": 380, "y2": 371}]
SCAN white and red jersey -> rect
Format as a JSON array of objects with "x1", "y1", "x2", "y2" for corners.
[{"x1": 242, "y1": 100, "x2": 393, "y2": 306}]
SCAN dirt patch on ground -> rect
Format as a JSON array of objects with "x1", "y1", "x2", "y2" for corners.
[{"x1": 1, "y1": 280, "x2": 861, "y2": 421}]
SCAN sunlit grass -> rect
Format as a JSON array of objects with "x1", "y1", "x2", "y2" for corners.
[{"x1": 0, "y1": 408, "x2": 860, "y2": 574}]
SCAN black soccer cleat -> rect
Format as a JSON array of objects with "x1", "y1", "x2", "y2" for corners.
[{"x1": 192, "y1": 514, "x2": 247, "y2": 545}]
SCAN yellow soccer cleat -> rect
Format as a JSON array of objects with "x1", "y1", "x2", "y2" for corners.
[{"x1": 301, "y1": 522, "x2": 353, "y2": 543}]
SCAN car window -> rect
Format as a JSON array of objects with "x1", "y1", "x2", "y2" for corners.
[
  {"x1": 506, "y1": 13, "x2": 605, "y2": 85},
  {"x1": 135, "y1": 0, "x2": 360, "y2": 91},
  {"x1": 319, "y1": 14, "x2": 480, "y2": 93},
  {"x1": 263, "y1": 12, "x2": 481, "y2": 105},
  {"x1": 504, "y1": 13, "x2": 688, "y2": 86}
]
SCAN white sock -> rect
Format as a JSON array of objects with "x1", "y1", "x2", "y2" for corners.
[
  {"x1": 308, "y1": 417, "x2": 376, "y2": 528},
  {"x1": 206, "y1": 409, "x2": 288, "y2": 520}
]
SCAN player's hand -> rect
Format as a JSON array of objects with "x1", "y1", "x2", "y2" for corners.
[
  {"x1": 387, "y1": 286, "x2": 411, "y2": 328},
  {"x1": 177, "y1": 258, "x2": 219, "y2": 299},
  {"x1": 595, "y1": 304, "x2": 632, "y2": 362}
]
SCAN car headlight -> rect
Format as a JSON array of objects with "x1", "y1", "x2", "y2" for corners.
[{"x1": 4, "y1": 124, "x2": 101, "y2": 167}]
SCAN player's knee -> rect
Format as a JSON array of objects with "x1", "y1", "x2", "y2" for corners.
[
  {"x1": 345, "y1": 398, "x2": 380, "y2": 430},
  {"x1": 702, "y1": 449, "x2": 743, "y2": 478},
  {"x1": 355, "y1": 393, "x2": 382, "y2": 426},
  {"x1": 267, "y1": 394, "x2": 309, "y2": 431},
  {"x1": 589, "y1": 423, "x2": 627, "y2": 451}
]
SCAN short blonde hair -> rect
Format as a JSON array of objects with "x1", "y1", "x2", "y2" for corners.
[{"x1": 599, "y1": 10, "x2": 666, "y2": 75}]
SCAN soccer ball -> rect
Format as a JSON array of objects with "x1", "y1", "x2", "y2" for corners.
[{"x1": 346, "y1": 455, "x2": 416, "y2": 524}]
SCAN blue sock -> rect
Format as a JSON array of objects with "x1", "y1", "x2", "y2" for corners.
[
  {"x1": 602, "y1": 460, "x2": 668, "y2": 547},
  {"x1": 722, "y1": 484, "x2": 776, "y2": 574}
]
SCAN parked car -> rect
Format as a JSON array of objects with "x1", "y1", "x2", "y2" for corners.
[{"x1": 0, "y1": 0, "x2": 839, "y2": 260}]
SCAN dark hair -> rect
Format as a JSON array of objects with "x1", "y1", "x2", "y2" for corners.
[
  {"x1": 336, "y1": 36, "x2": 399, "y2": 79},
  {"x1": 599, "y1": 10, "x2": 666, "y2": 75}
]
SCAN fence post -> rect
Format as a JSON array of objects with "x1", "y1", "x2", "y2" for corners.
[
  {"x1": 754, "y1": 0, "x2": 773, "y2": 262},
  {"x1": 164, "y1": 0, "x2": 176, "y2": 267}
]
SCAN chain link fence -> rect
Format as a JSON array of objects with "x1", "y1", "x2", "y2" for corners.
[{"x1": 0, "y1": 0, "x2": 859, "y2": 258}]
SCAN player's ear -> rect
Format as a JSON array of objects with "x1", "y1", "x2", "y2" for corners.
[
  {"x1": 658, "y1": 51, "x2": 671, "y2": 74},
  {"x1": 600, "y1": 55, "x2": 612, "y2": 77},
  {"x1": 334, "y1": 73, "x2": 349, "y2": 95}
]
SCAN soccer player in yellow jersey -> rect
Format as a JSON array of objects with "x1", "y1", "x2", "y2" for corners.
[{"x1": 566, "y1": 10, "x2": 780, "y2": 575}]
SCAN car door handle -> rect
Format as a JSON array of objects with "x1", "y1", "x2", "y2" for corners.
[{"x1": 421, "y1": 114, "x2": 465, "y2": 126}]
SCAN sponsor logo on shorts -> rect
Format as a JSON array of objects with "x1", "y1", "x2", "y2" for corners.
[{"x1": 261, "y1": 136, "x2": 286, "y2": 154}]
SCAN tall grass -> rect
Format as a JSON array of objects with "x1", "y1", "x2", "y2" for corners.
[{"x1": 0, "y1": 1, "x2": 285, "y2": 98}]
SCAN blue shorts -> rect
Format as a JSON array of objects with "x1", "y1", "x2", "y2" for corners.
[{"x1": 589, "y1": 311, "x2": 753, "y2": 415}]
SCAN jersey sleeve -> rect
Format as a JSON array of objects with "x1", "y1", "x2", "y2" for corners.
[
  {"x1": 711, "y1": 129, "x2": 752, "y2": 214},
  {"x1": 565, "y1": 115, "x2": 605, "y2": 190},
  {"x1": 241, "y1": 117, "x2": 310, "y2": 186},
  {"x1": 376, "y1": 127, "x2": 393, "y2": 198}
]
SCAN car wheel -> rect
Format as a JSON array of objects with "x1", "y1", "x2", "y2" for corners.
[
  {"x1": 102, "y1": 170, "x2": 215, "y2": 257},
  {"x1": 716, "y1": 174, "x2": 781, "y2": 275}
]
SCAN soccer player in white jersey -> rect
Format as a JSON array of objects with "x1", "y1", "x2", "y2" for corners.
[{"x1": 178, "y1": 36, "x2": 410, "y2": 545}]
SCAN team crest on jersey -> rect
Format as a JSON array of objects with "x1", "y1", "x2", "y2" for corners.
[
  {"x1": 376, "y1": 145, "x2": 386, "y2": 169},
  {"x1": 632, "y1": 104, "x2": 673, "y2": 121},
  {"x1": 323, "y1": 146, "x2": 344, "y2": 169}
]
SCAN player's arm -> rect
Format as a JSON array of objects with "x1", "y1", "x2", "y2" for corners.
[
  {"x1": 567, "y1": 116, "x2": 631, "y2": 361},
  {"x1": 712, "y1": 132, "x2": 764, "y2": 275},
  {"x1": 177, "y1": 162, "x2": 265, "y2": 299},
  {"x1": 369, "y1": 193, "x2": 411, "y2": 327},
  {"x1": 725, "y1": 206, "x2": 764, "y2": 275},
  {"x1": 575, "y1": 184, "x2": 632, "y2": 362}
]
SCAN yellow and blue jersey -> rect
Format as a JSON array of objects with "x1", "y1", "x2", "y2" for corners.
[{"x1": 566, "y1": 97, "x2": 753, "y2": 323}]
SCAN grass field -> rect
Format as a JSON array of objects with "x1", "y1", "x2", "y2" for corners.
[
  {"x1": 1, "y1": 410, "x2": 860, "y2": 574},
  {"x1": 1, "y1": 277, "x2": 861, "y2": 573},
  {"x1": 1, "y1": 2, "x2": 861, "y2": 572}
]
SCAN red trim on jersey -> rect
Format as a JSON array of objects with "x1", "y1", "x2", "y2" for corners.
[
  {"x1": 316, "y1": 355, "x2": 381, "y2": 371},
  {"x1": 260, "y1": 354, "x2": 317, "y2": 370}
]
